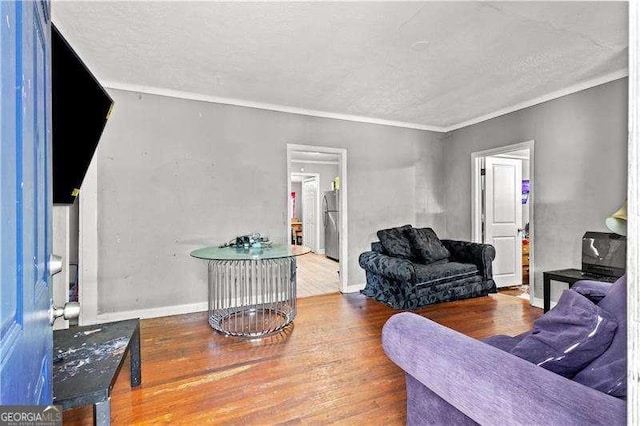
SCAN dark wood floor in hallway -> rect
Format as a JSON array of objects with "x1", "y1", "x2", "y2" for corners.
[{"x1": 63, "y1": 293, "x2": 542, "y2": 425}]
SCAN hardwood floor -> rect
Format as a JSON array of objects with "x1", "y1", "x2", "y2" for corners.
[
  {"x1": 498, "y1": 284, "x2": 529, "y2": 298},
  {"x1": 63, "y1": 293, "x2": 542, "y2": 425},
  {"x1": 296, "y1": 252, "x2": 340, "y2": 297}
]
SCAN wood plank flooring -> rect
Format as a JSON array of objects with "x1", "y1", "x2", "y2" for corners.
[
  {"x1": 296, "y1": 252, "x2": 340, "y2": 297},
  {"x1": 63, "y1": 293, "x2": 542, "y2": 425},
  {"x1": 499, "y1": 285, "x2": 530, "y2": 298}
]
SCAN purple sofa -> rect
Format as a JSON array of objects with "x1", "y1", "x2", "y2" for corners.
[{"x1": 382, "y1": 276, "x2": 627, "y2": 425}]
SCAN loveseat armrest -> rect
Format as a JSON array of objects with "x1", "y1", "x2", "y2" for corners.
[
  {"x1": 359, "y1": 251, "x2": 415, "y2": 282},
  {"x1": 382, "y1": 312, "x2": 625, "y2": 425},
  {"x1": 441, "y1": 239, "x2": 495, "y2": 280}
]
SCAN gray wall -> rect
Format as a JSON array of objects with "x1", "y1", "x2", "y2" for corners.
[
  {"x1": 443, "y1": 78, "x2": 628, "y2": 301},
  {"x1": 415, "y1": 136, "x2": 446, "y2": 235},
  {"x1": 93, "y1": 80, "x2": 625, "y2": 314},
  {"x1": 96, "y1": 89, "x2": 444, "y2": 314}
]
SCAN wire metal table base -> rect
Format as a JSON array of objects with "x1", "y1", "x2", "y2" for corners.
[{"x1": 207, "y1": 257, "x2": 297, "y2": 337}]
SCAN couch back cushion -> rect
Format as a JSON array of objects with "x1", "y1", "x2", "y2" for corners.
[
  {"x1": 371, "y1": 241, "x2": 385, "y2": 254},
  {"x1": 405, "y1": 228, "x2": 450, "y2": 264},
  {"x1": 509, "y1": 289, "x2": 618, "y2": 378},
  {"x1": 572, "y1": 275, "x2": 627, "y2": 398},
  {"x1": 377, "y1": 225, "x2": 413, "y2": 259}
]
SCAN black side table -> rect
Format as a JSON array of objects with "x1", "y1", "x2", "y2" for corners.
[
  {"x1": 543, "y1": 269, "x2": 618, "y2": 312},
  {"x1": 53, "y1": 319, "x2": 141, "y2": 425}
]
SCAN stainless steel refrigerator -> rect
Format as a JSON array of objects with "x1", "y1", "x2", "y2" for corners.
[{"x1": 323, "y1": 190, "x2": 339, "y2": 261}]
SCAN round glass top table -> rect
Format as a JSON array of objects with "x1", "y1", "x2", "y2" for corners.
[{"x1": 190, "y1": 244, "x2": 310, "y2": 337}]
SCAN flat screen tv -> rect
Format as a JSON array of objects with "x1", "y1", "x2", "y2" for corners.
[
  {"x1": 581, "y1": 231, "x2": 626, "y2": 278},
  {"x1": 52, "y1": 23, "x2": 113, "y2": 204}
]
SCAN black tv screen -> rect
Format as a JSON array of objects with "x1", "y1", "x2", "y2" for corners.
[
  {"x1": 52, "y1": 23, "x2": 113, "y2": 204},
  {"x1": 581, "y1": 231, "x2": 626, "y2": 277}
]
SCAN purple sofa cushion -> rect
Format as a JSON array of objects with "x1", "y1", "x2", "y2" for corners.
[
  {"x1": 573, "y1": 275, "x2": 627, "y2": 398},
  {"x1": 377, "y1": 225, "x2": 413, "y2": 259},
  {"x1": 483, "y1": 331, "x2": 531, "y2": 352},
  {"x1": 509, "y1": 289, "x2": 617, "y2": 378},
  {"x1": 405, "y1": 227, "x2": 450, "y2": 264},
  {"x1": 571, "y1": 280, "x2": 611, "y2": 304}
]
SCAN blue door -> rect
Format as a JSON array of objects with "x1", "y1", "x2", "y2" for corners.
[{"x1": 1, "y1": 0, "x2": 53, "y2": 404}]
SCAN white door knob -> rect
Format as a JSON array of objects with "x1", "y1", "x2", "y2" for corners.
[{"x1": 50, "y1": 302, "x2": 81, "y2": 325}]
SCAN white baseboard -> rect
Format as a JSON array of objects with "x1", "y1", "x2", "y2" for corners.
[
  {"x1": 342, "y1": 283, "x2": 365, "y2": 294},
  {"x1": 81, "y1": 289, "x2": 546, "y2": 324},
  {"x1": 86, "y1": 301, "x2": 208, "y2": 325},
  {"x1": 317, "y1": 249, "x2": 325, "y2": 255},
  {"x1": 532, "y1": 296, "x2": 557, "y2": 310},
  {"x1": 84, "y1": 283, "x2": 363, "y2": 323}
]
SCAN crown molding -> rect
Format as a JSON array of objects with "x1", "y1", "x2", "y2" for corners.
[
  {"x1": 101, "y1": 81, "x2": 447, "y2": 132},
  {"x1": 103, "y1": 69, "x2": 628, "y2": 134},
  {"x1": 443, "y1": 69, "x2": 629, "y2": 132}
]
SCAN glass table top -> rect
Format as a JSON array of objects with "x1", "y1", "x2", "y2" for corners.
[{"x1": 190, "y1": 244, "x2": 311, "y2": 260}]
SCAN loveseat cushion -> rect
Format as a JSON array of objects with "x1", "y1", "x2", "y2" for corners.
[
  {"x1": 377, "y1": 224, "x2": 413, "y2": 259},
  {"x1": 441, "y1": 239, "x2": 495, "y2": 282},
  {"x1": 573, "y1": 275, "x2": 627, "y2": 398},
  {"x1": 405, "y1": 227, "x2": 450, "y2": 264},
  {"x1": 509, "y1": 289, "x2": 618, "y2": 378},
  {"x1": 413, "y1": 262, "x2": 477, "y2": 286}
]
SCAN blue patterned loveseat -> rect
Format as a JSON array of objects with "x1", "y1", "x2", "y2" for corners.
[{"x1": 359, "y1": 225, "x2": 497, "y2": 309}]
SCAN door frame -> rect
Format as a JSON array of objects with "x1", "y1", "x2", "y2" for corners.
[
  {"x1": 287, "y1": 143, "x2": 349, "y2": 293},
  {"x1": 290, "y1": 172, "x2": 320, "y2": 253},
  {"x1": 471, "y1": 140, "x2": 535, "y2": 303},
  {"x1": 78, "y1": 154, "x2": 99, "y2": 325}
]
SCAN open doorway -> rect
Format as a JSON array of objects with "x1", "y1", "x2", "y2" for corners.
[
  {"x1": 471, "y1": 141, "x2": 534, "y2": 304},
  {"x1": 287, "y1": 144, "x2": 348, "y2": 296},
  {"x1": 290, "y1": 173, "x2": 320, "y2": 252}
]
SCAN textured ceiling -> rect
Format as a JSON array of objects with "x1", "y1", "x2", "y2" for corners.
[{"x1": 52, "y1": 1, "x2": 628, "y2": 131}]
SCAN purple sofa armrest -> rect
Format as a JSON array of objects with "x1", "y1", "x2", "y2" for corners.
[{"x1": 382, "y1": 312, "x2": 625, "y2": 425}]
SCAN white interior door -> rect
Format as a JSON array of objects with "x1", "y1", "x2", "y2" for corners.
[
  {"x1": 485, "y1": 156, "x2": 523, "y2": 288},
  {"x1": 302, "y1": 177, "x2": 318, "y2": 252}
]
